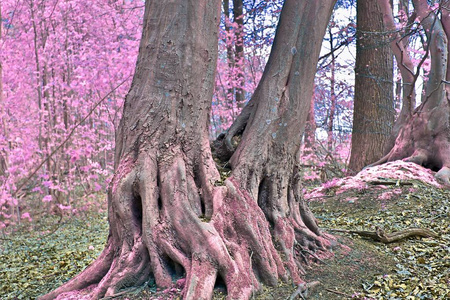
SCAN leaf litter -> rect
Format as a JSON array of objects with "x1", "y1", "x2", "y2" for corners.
[
  {"x1": 0, "y1": 161, "x2": 449, "y2": 299},
  {"x1": 306, "y1": 161, "x2": 449, "y2": 299}
]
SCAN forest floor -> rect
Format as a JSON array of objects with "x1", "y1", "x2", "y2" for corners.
[{"x1": 0, "y1": 162, "x2": 449, "y2": 299}]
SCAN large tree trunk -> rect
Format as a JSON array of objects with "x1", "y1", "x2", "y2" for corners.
[
  {"x1": 348, "y1": 0, "x2": 395, "y2": 173},
  {"x1": 40, "y1": 1, "x2": 335, "y2": 299},
  {"x1": 213, "y1": 0, "x2": 336, "y2": 286},
  {"x1": 227, "y1": 0, "x2": 336, "y2": 262},
  {"x1": 370, "y1": 0, "x2": 450, "y2": 186}
]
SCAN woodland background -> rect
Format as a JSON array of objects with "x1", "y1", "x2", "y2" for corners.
[
  {"x1": 0, "y1": 0, "x2": 449, "y2": 299},
  {"x1": 0, "y1": 0, "x2": 429, "y2": 229}
]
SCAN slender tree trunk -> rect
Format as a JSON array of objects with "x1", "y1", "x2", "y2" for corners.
[
  {"x1": 223, "y1": 0, "x2": 235, "y2": 116},
  {"x1": 348, "y1": 0, "x2": 395, "y2": 173},
  {"x1": 222, "y1": 0, "x2": 245, "y2": 115},
  {"x1": 378, "y1": 0, "x2": 416, "y2": 154},
  {"x1": 0, "y1": 1, "x2": 7, "y2": 176},
  {"x1": 327, "y1": 26, "x2": 337, "y2": 154},
  {"x1": 233, "y1": 0, "x2": 245, "y2": 109},
  {"x1": 304, "y1": 94, "x2": 316, "y2": 156},
  {"x1": 30, "y1": 0, "x2": 44, "y2": 152}
]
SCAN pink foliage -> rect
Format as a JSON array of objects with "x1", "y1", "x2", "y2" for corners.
[
  {"x1": 0, "y1": 0, "x2": 143, "y2": 227},
  {"x1": 21, "y1": 212, "x2": 32, "y2": 222}
]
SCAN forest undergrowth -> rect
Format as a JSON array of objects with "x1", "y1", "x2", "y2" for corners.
[{"x1": 0, "y1": 163, "x2": 449, "y2": 300}]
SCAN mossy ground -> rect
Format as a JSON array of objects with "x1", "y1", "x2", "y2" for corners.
[{"x1": 1, "y1": 181, "x2": 448, "y2": 299}]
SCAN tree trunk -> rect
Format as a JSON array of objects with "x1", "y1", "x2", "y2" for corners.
[
  {"x1": 379, "y1": 0, "x2": 416, "y2": 154},
  {"x1": 40, "y1": 1, "x2": 335, "y2": 299},
  {"x1": 369, "y1": 0, "x2": 450, "y2": 186},
  {"x1": 327, "y1": 26, "x2": 337, "y2": 154},
  {"x1": 0, "y1": 1, "x2": 8, "y2": 176},
  {"x1": 348, "y1": 0, "x2": 395, "y2": 173},
  {"x1": 223, "y1": 0, "x2": 236, "y2": 116},
  {"x1": 304, "y1": 95, "x2": 316, "y2": 156},
  {"x1": 214, "y1": 0, "x2": 336, "y2": 287},
  {"x1": 233, "y1": 0, "x2": 245, "y2": 109}
]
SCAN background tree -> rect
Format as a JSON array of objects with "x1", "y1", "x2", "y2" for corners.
[
  {"x1": 370, "y1": 0, "x2": 450, "y2": 186},
  {"x1": 41, "y1": 0, "x2": 336, "y2": 299},
  {"x1": 348, "y1": 0, "x2": 395, "y2": 173},
  {"x1": 220, "y1": 0, "x2": 245, "y2": 115},
  {"x1": 211, "y1": 0, "x2": 282, "y2": 136},
  {"x1": 305, "y1": 6, "x2": 355, "y2": 182},
  {"x1": 379, "y1": 0, "x2": 417, "y2": 154}
]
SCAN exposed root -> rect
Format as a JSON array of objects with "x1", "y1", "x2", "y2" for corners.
[
  {"x1": 288, "y1": 280, "x2": 321, "y2": 300},
  {"x1": 328, "y1": 226, "x2": 439, "y2": 243},
  {"x1": 367, "y1": 100, "x2": 450, "y2": 187},
  {"x1": 40, "y1": 147, "x2": 334, "y2": 300},
  {"x1": 435, "y1": 166, "x2": 450, "y2": 186}
]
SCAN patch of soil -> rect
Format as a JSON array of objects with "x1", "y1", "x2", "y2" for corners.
[{"x1": 303, "y1": 236, "x2": 395, "y2": 299}]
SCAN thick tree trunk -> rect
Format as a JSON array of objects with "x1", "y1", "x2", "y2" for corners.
[
  {"x1": 214, "y1": 0, "x2": 336, "y2": 286},
  {"x1": 370, "y1": 0, "x2": 450, "y2": 186},
  {"x1": 40, "y1": 1, "x2": 336, "y2": 300},
  {"x1": 348, "y1": 0, "x2": 395, "y2": 173}
]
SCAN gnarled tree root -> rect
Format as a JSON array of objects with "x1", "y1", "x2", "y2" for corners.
[
  {"x1": 288, "y1": 280, "x2": 320, "y2": 300},
  {"x1": 328, "y1": 227, "x2": 439, "y2": 243},
  {"x1": 367, "y1": 101, "x2": 450, "y2": 187},
  {"x1": 39, "y1": 149, "x2": 332, "y2": 300}
]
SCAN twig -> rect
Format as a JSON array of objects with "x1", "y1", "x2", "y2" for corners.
[
  {"x1": 324, "y1": 288, "x2": 353, "y2": 298},
  {"x1": 327, "y1": 226, "x2": 439, "y2": 243}
]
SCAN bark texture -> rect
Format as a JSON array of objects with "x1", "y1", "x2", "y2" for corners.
[
  {"x1": 379, "y1": 0, "x2": 416, "y2": 154},
  {"x1": 40, "y1": 1, "x2": 336, "y2": 300},
  {"x1": 233, "y1": 0, "x2": 245, "y2": 109},
  {"x1": 214, "y1": 0, "x2": 337, "y2": 287},
  {"x1": 304, "y1": 95, "x2": 317, "y2": 156},
  {"x1": 348, "y1": 0, "x2": 395, "y2": 173},
  {"x1": 370, "y1": 0, "x2": 450, "y2": 187}
]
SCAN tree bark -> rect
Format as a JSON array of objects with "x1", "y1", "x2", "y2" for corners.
[
  {"x1": 378, "y1": 0, "x2": 416, "y2": 154},
  {"x1": 214, "y1": 0, "x2": 336, "y2": 288},
  {"x1": 40, "y1": 1, "x2": 336, "y2": 299},
  {"x1": 233, "y1": 0, "x2": 245, "y2": 109},
  {"x1": 370, "y1": 0, "x2": 450, "y2": 186},
  {"x1": 304, "y1": 95, "x2": 316, "y2": 156},
  {"x1": 327, "y1": 26, "x2": 337, "y2": 154},
  {"x1": 348, "y1": 0, "x2": 395, "y2": 173}
]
